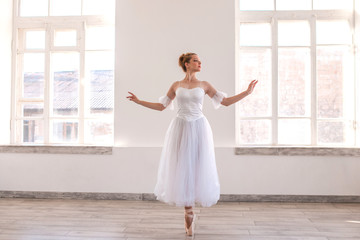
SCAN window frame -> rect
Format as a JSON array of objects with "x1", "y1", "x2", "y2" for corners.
[
  {"x1": 236, "y1": 5, "x2": 357, "y2": 147},
  {"x1": 11, "y1": 0, "x2": 114, "y2": 145}
]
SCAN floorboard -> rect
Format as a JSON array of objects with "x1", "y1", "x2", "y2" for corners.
[{"x1": 0, "y1": 198, "x2": 359, "y2": 239}]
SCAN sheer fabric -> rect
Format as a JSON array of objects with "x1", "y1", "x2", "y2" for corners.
[
  {"x1": 159, "y1": 95, "x2": 174, "y2": 110},
  {"x1": 155, "y1": 87, "x2": 226, "y2": 207},
  {"x1": 211, "y1": 91, "x2": 227, "y2": 109}
]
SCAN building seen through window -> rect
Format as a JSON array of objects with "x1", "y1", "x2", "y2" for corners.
[
  {"x1": 13, "y1": 0, "x2": 115, "y2": 145},
  {"x1": 237, "y1": 0, "x2": 356, "y2": 146}
]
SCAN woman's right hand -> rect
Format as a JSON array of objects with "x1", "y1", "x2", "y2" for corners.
[{"x1": 126, "y1": 91, "x2": 140, "y2": 104}]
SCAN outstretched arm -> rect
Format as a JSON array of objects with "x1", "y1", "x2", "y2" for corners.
[
  {"x1": 204, "y1": 80, "x2": 258, "y2": 107},
  {"x1": 221, "y1": 80, "x2": 258, "y2": 106},
  {"x1": 126, "y1": 82, "x2": 177, "y2": 111},
  {"x1": 127, "y1": 92, "x2": 166, "y2": 111}
]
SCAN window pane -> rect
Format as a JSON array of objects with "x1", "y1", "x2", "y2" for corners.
[
  {"x1": 85, "y1": 120, "x2": 113, "y2": 144},
  {"x1": 317, "y1": 21, "x2": 352, "y2": 45},
  {"x1": 20, "y1": 0, "x2": 48, "y2": 16},
  {"x1": 239, "y1": 0, "x2": 274, "y2": 10},
  {"x1": 52, "y1": 53, "x2": 79, "y2": 116},
  {"x1": 23, "y1": 53, "x2": 44, "y2": 98},
  {"x1": 240, "y1": 23, "x2": 271, "y2": 46},
  {"x1": 25, "y1": 30, "x2": 45, "y2": 49},
  {"x1": 278, "y1": 48, "x2": 311, "y2": 117},
  {"x1": 86, "y1": 26, "x2": 114, "y2": 50},
  {"x1": 18, "y1": 120, "x2": 44, "y2": 143},
  {"x1": 278, "y1": 119, "x2": 311, "y2": 145},
  {"x1": 83, "y1": 0, "x2": 115, "y2": 16},
  {"x1": 86, "y1": 51, "x2": 114, "y2": 116},
  {"x1": 238, "y1": 120, "x2": 271, "y2": 144},
  {"x1": 276, "y1": 0, "x2": 311, "y2": 10},
  {"x1": 22, "y1": 104, "x2": 44, "y2": 117},
  {"x1": 54, "y1": 29, "x2": 77, "y2": 47},
  {"x1": 314, "y1": 0, "x2": 353, "y2": 10},
  {"x1": 238, "y1": 48, "x2": 271, "y2": 117},
  {"x1": 317, "y1": 46, "x2": 354, "y2": 119},
  {"x1": 318, "y1": 121, "x2": 354, "y2": 145},
  {"x1": 50, "y1": 0, "x2": 81, "y2": 16},
  {"x1": 278, "y1": 21, "x2": 310, "y2": 46},
  {"x1": 52, "y1": 120, "x2": 78, "y2": 143}
]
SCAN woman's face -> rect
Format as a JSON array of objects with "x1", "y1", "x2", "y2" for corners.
[{"x1": 186, "y1": 55, "x2": 202, "y2": 72}]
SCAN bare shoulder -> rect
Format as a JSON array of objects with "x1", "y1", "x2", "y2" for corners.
[
  {"x1": 201, "y1": 81, "x2": 217, "y2": 97},
  {"x1": 170, "y1": 81, "x2": 180, "y2": 91},
  {"x1": 165, "y1": 81, "x2": 180, "y2": 99},
  {"x1": 200, "y1": 80, "x2": 209, "y2": 89},
  {"x1": 201, "y1": 81, "x2": 215, "y2": 90}
]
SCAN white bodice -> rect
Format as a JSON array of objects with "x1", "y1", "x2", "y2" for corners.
[
  {"x1": 159, "y1": 86, "x2": 227, "y2": 118},
  {"x1": 175, "y1": 87, "x2": 205, "y2": 121}
]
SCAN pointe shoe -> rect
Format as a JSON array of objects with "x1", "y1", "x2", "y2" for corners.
[{"x1": 184, "y1": 209, "x2": 195, "y2": 236}]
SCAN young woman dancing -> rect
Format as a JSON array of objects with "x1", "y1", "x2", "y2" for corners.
[{"x1": 127, "y1": 53, "x2": 257, "y2": 236}]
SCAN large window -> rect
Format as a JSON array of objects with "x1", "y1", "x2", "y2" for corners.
[
  {"x1": 237, "y1": 0, "x2": 357, "y2": 146},
  {"x1": 12, "y1": 0, "x2": 115, "y2": 145}
]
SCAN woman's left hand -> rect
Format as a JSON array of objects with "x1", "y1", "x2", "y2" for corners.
[{"x1": 246, "y1": 80, "x2": 258, "y2": 95}]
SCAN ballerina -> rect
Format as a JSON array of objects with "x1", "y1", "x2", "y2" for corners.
[{"x1": 127, "y1": 52, "x2": 257, "y2": 236}]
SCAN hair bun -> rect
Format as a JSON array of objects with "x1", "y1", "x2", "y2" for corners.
[{"x1": 178, "y1": 53, "x2": 196, "y2": 72}]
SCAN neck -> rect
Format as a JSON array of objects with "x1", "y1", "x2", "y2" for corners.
[{"x1": 184, "y1": 71, "x2": 197, "y2": 82}]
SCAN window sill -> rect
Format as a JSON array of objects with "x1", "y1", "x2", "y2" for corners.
[
  {"x1": 2, "y1": 145, "x2": 359, "y2": 157},
  {"x1": 0, "y1": 145, "x2": 112, "y2": 155},
  {"x1": 235, "y1": 147, "x2": 360, "y2": 157}
]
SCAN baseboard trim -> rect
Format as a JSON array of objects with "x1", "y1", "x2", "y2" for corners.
[
  {"x1": 1, "y1": 191, "x2": 360, "y2": 203},
  {"x1": 219, "y1": 194, "x2": 360, "y2": 203}
]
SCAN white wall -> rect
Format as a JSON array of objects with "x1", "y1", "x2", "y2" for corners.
[
  {"x1": 1, "y1": 148, "x2": 359, "y2": 195},
  {"x1": 1, "y1": 0, "x2": 360, "y2": 196},
  {"x1": 356, "y1": 0, "x2": 360, "y2": 142},
  {"x1": 0, "y1": 0, "x2": 12, "y2": 144},
  {"x1": 115, "y1": 0, "x2": 236, "y2": 147}
]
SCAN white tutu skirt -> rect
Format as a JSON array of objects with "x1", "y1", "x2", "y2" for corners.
[{"x1": 154, "y1": 116, "x2": 220, "y2": 207}]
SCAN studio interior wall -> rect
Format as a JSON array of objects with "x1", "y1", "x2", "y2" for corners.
[
  {"x1": 0, "y1": 0, "x2": 359, "y2": 197},
  {"x1": 0, "y1": 0, "x2": 12, "y2": 144},
  {"x1": 356, "y1": 0, "x2": 360, "y2": 140}
]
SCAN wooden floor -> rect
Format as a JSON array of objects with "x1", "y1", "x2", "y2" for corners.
[{"x1": 0, "y1": 198, "x2": 360, "y2": 240}]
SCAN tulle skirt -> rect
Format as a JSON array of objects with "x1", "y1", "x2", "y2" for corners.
[{"x1": 154, "y1": 116, "x2": 220, "y2": 207}]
